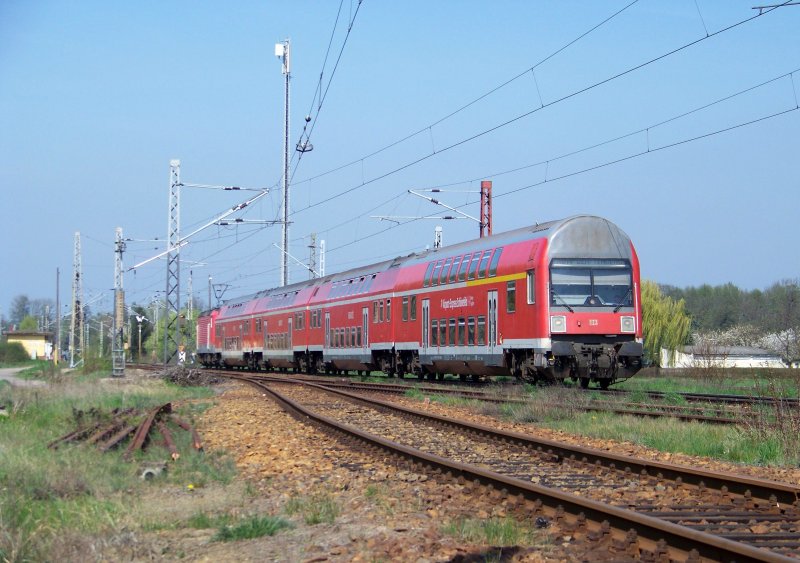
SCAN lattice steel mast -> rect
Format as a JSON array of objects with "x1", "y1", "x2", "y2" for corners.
[
  {"x1": 69, "y1": 232, "x2": 84, "y2": 368},
  {"x1": 112, "y1": 227, "x2": 126, "y2": 376},
  {"x1": 164, "y1": 159, "x2": 181, "y2": 364}
]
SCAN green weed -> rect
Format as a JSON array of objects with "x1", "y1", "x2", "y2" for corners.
[
  {"x1": 213, "y1": 515, "x2": 293, "y2": 542},
  {"x1": 284, "y1": 492, "x2": 340, "y2": 525}
]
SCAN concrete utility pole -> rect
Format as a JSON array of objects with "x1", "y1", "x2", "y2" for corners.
[
  {"x1": 276, "y1": 39, "x2": 291, "y2": 287},
  {"x1": 112, "y1": 227, "x2": 125, "y2": 376},
  {"x1": 55, "y1": 268, "x2": 60, "y2": 364},
  {"x1": 69, "y1": 232, "x2": 84, "y2": 368},
  {"x1": 164, "y1": 159, "x2": 181, "y2": 364}
]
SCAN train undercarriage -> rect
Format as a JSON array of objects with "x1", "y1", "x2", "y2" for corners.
[{"x1": 199, "y1": 338, "x2": 643, "y2": 389}]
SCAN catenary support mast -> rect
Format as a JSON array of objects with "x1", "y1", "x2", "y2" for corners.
[
  {"x1": 113, "y1": 227, "x2": 125, "y2": 376},
  {"x1": 69, "y1": 232, "x2": 84, "y2": 368},
  {"x1": 164, "y1": 159, "x2": 181, "y2": 364}
]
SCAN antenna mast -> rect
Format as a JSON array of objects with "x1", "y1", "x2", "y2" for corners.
[{"x1": 276, "y1": 39, "x2": 291, "y2": 287}]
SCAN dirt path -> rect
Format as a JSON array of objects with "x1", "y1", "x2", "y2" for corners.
[{"x1": 0, "y1": 367, "x2": 46, "y2": 388}]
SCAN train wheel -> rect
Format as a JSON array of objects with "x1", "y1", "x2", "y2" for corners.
[
  {"x1": 579, "y1": 377, "x2": 590, "y2": 389},
  {"x1": 459, "y1": 374, "x2": 467, "y2": 382},
  {"x1": 599, "y1": 379, "x2": 610, "y2": 390}
]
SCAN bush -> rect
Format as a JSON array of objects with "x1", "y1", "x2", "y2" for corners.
[{"x1": 0, "y1": 342, "x2": 30, "y2": 364}]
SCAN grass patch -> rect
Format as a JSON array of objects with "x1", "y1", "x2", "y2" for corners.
[
  {"x1": 0, "y1": 374, "x2": 230, "y2": 561},
  {"x1": 213, "y1": 514, "x2": 293, "y2": 542},
  {"x1": 542, "y1": 411, "x2": 796, "y2": 465},
  {"x1": 284, "y1": 492, "x2": 340, "y2": 525},
  {"x1": 443, "y1": 516, "x2": 544, "y2": 547}
]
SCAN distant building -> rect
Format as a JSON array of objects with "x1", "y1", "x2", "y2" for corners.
[
  {"x1": 661, "y1": 345, "x2": 787, "y2": 369},
  {"x1": 6, "y1": 331, "x2": 54, "y2": 360}
]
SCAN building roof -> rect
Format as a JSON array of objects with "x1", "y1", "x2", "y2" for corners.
[{"x1": 682, "y1": 345, "x2": 780, "y2": 358}]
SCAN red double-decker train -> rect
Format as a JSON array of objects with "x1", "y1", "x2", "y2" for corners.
[{"x1": 196, "y1": 215, "x2": 643, "y2": 388}]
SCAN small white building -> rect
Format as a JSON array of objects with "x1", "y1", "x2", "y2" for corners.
[{"x1": 661, "y1": 345, "x2": 787, "y2": 369}]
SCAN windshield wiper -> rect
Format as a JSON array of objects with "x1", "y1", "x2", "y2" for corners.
[
  {"x1": 550, "y1": 289, "x2": 574, "y2": 313},
  {"x1": 613, "y1": 288, "x2": 633, "y2": 312}
]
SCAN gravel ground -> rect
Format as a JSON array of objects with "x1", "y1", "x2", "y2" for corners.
[{"x1": 103, "y1": 380, "x2": 799, "y2": 562}]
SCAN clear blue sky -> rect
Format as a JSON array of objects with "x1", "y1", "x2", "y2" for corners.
[{"x1": 1, "y1": 1, "x2": 798, "y2": 318}]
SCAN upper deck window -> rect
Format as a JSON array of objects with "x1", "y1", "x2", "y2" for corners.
[
  {"x1": 488, "y1": 248, "x2": 503, "y2": 277},
  {"x1": 549, "y1": 259, "x2": 632, "y2": 308},
  {"x1": 477, "y1": 250, "x2": 492, "y2": 279},
  {"x1": 448, "y1": 256, "x2": 462, "y2": 283}
]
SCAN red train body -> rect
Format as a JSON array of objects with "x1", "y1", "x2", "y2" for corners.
[{"x1": 197, "y1": 215, "x2": 643, "y2": 388}]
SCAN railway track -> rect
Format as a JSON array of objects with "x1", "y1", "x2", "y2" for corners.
[
  {"x1": 131, "y1": 363, "x2": 781, "y2": 425},
  {"x1": 229, "y1": 371, "x2": 752, "y2": 425},
  {"x1": 228, "y1": 373, "x2": 800, "y2": 561}
]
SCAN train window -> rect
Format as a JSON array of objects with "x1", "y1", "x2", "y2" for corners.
[
  {"x1": 527, "y1": 271, "x2": 536, "y2": 304},
  {"x1": 467, "y1": 317, "x2": 476, "y2": 345},
  {"x1": 440, "y1": 258, "x2": 452, "y2": 285},
  {"x1": 477, "y1": 316, "x2": 486, "y2": 345},
  {"x1": 457, "y1": 253, "x2": 471, "y2": 281},
  {"x1": 243, "y1": 321, "x2": 249, "y2": 335},
  {"x1": 373, "y1": 301, "x2": 379, "y2": 323},
  {"x1": 410, "y1": 296, "x2": 417, "y2": 321},
  {"x1": 439, "y1": 318, "x2": 447, "y2": 346},
  {"x1": 593, "y1": 269, "x2": 633, "y2": 306},
  {"x1": 379, "y1": 300, "x2": 384, "y2": 322},
  {"x1": 448, "y1": 256, "x2": 462, "y2": 283},
  {"x1": 507, "y1": 281, "x2": 516, "y2": 313},
  {"x1": 386, "y1": 299, "x2": 391, "y2": 322},
  {"x1": 356, "y1": 326, "x2": 362, "y2": 347},
  {"x1": 402, "y1": 297, "x2": 409, "y2": 322},
  {"x1": 431, "y1": 260, "x2": 443, "y2": 286},
  {"x1": 255, "y1": 319, "x2": 262, "y2": 333},
  {"x1": 467, "y1": 252, "x2": 482, "y2": 280},
  {"x1": 448, "y1": 319, "x2": 456, "y2": 346},
  {"x1": 423, "y1": 262, "x2": 435, "y2": 287},
  {"x1": 550, "y1": 267, "x2": 592, "y2": 306},
  {"x1": 489, "y1": 247, "x2": 503, "y2": 277},
  {"x1": 458, "y1": 318, "x2": 466, "y2": 346},
  {"x1": 431, "y1": 320, "x2": 439, "y2": 346},
  {"x1": 477, "y1": 250, "x2": 492, "y2": 279}
]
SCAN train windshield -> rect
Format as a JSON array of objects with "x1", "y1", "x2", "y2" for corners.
[{"x1": 550, "y1": 259, "x2": 632, "y2": 308}]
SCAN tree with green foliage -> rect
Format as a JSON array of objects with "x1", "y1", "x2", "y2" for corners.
[
  {"x1": 641, "y1": 280, "x2": 691, "y2": 367},
  {"x1": 19, "y1": 316, "x2": 38, "y2": 331}
]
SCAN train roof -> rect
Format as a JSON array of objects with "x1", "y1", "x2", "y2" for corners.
[{"x1": 210, "y1": 215, "x2": 631, "y2": 314}]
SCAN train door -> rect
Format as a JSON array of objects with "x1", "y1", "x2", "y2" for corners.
[
  {"x1": 362, "y1": 307, "x2": 369, "y2": 348},
  {"x1": 287, "y1": 317, "x2": 292, "y2": 351},
  {"x1": 263, "y1": 321, "x2": 268, "y2": 349},
  {"x1": 325, "y1": 312, "x2": 330, "y2": 348},
  {"x1": 421, "y1": 299, "x2": 430, "y2": 351},
  {"x1": 488, "y1": 290, "x2": 498, "y2": 353}
]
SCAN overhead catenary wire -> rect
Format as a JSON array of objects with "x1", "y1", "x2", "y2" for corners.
[
  {"x1": 321, "y1": 100, "x2": 800, "y2": 258},
  {"x1": 302, "y1": 67, "x2": 800, "y2": 241},
  {"x1": 289, "y1": 2, "x2": 791, "y2": 216},
  {"x1": 291, "y1": 0, "x2": 641, "y2": 189}
]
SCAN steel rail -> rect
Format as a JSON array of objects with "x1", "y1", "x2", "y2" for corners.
[
  {"x1": 256, "y1": 376, "x2": 800, "y2": 507},
  {"x1": 237, "y1": 376, "x2": 796, "y2": 563}
]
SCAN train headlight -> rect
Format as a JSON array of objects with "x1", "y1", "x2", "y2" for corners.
[
  {"x1": 550, "y1": 315, "x2": 567, "y2": 333},
  {"x1": 620, "y1": 316, "x2": 636, "y2": 333}
]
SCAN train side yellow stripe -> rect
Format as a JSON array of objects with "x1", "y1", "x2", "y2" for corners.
[{"x1": 465, "y1": 273, "x2": 526, "y2": 287}]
